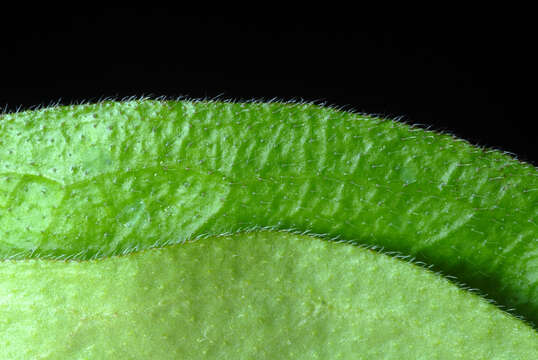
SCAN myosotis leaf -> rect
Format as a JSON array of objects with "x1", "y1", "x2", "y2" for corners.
[
  {"x1": 1, "y1": 231, "x2": 537, "y2": 358},
  {"x1": 0, "y1": 99, "x2": 536, "y2": 357}
]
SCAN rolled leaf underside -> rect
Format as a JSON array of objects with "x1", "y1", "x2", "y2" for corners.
[{"x1": 1, "y1": 231, "x2": 537, "y2": 359}]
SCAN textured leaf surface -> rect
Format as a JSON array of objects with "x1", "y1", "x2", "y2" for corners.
[
  {"x1": 0, "y1": 100, "x2": 537, "y2": 357},
  {"x1": 1, "y1": 231, "x2": 537, "y2": 359},
  {"x1": 1, "y1": 100, "x2": 536, "y2": 323}
]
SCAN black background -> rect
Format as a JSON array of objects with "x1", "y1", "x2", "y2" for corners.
[{"x1": 1, "y1": 8, "x2": 535, "y2": 165}]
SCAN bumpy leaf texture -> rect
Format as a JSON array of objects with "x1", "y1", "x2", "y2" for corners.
[{"x1": 0, "y1": 100, "x2": 536, "y2": 358}]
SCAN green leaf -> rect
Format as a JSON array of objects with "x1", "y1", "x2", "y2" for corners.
[
  {"x1": 0, "y1": 99, "x2": 536, "y2": 357},
  {"x1": 1, "y1": 231, "x2": 536, "y2": 358}
]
